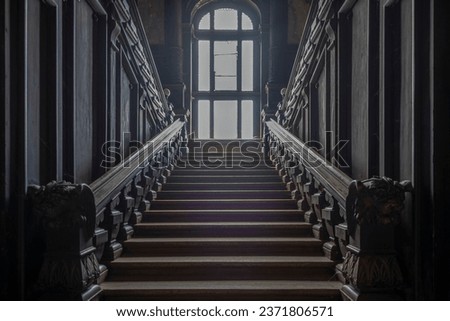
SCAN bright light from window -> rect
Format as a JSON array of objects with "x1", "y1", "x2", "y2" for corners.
[
  {"x1": 242, "y1": 101, "x2": 254, "y2": 138},
  {"x1": 214, "y1": 41, "x2": 237, "y2": 90},
  {"x1": 214, "y1": 101, "x2": 238, "y2": 138},
  {"x1": 198, "y1": 100, "x2": 210, "y2": 138},
  {"x1": 242, "y1": 13, "x2": 253, "y2": 30},
  {"x1": 198, "y1": 41, "x2": 210, "y2": 91},
  {"x1": 214, "y1": 8, "x2": 238, "y2": 30},
  {"x1": 199, "y1": 13, "x2": 210, "y2": 30},
  {"x1": 194, "y1": 7, "x2": 258, "y2": 139},
  {"x1": 242, "y1": 41, "x2": 253, "y2": 91}
]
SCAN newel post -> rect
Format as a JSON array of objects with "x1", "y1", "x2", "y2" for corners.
[
  {"x1": 28, "y1": 181, "x2": 101, "y2": 300},
  {"x1": 340, "y1": 177, "x2": 413, "y2": 300}
]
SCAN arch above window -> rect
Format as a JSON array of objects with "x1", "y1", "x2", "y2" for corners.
[{"x1": 192, "y1": 0, "x2": 260, "y2": 31}]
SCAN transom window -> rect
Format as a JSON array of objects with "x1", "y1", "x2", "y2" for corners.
[{"x1": 192, "y1": 5, "x2": 260, "y2": 139}]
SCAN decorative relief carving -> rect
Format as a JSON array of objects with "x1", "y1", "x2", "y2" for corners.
[
  {"x1": 29, "y1": 181, "x2": 96, "y2": 237},
  {"x1": 28, "y1": 181, "x2": 100, "y2": 298},
  {"x1": 342, "y1": 252, "x2": 403, "y2": 288},
  {"x1": 37, "y1": 251, "x2": 100, "y2": 294},
  {"x1": 341, "y1": 176, "x2": 413, "y2": 298},
  {"x1": 113, "y1": 0, "x2": 167, "y2": 128},
  {"x1": 346, "y1": 177, "x2": 413, "y2": 237}
]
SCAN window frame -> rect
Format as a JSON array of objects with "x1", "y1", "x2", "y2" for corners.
[{"x1": 192, "y1": 4, "x2": 261, "y2": 139}]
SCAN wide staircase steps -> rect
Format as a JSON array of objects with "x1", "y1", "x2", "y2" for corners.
[{"x1": 101, "y1": 146, "x2": 340, "y2": 300}]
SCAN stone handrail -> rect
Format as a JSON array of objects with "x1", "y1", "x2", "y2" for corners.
[
  {"x1": 27, "y1": 120, "x2": 185, "y2": 300},
  {"x1": 265, "y1": 119, "x2": 413, "y2": 300}
]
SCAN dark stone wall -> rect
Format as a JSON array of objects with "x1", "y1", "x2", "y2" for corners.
[
  {"x1": 75, "y1": 0, "x2": 94, "y2": 184},
  {"x1": 350, "y1": 0, "x2": 369, "y2": 179}
]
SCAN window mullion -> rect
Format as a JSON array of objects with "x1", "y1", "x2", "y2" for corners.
[
  {"x1": 238, "y1": 100, "x2": 242, "y2": 138},
  {"x1": 209, "y1": 10, "x2": 214, "y2": 139},
  {"x1": 237, "y1": 40, "x2": 242, "y2": 92}
]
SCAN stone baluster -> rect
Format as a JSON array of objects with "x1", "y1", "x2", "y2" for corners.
[
  {"x1": 130, "y1": 173, "x2": 144, "y2": 225},
  {"x1": 161, "y1": 143, "x2": 173, "y2": 178},
  {"x1": 93, "y1": 207, "x2": 108, "y2": 284},
  {"x1": 303, "y1": 172, "x2": 318, "y2": 224},
  {"x1": 28, "y1": 182, "x2": 101, "y2": 300},
  {"x1": 276, "y1": 145, "x2": 286, "y2": 175},
  {"x1": 340, "y1": 177, "x2": 413, "y2": 300},
  {"x1": 335, "y1": 222, "x2": 349, "y2": 283},
  {"x1": 117, "y1": 182, "x2": 135, "y2": 241},
  {"x1": 159, "y1": 150, "x2": 169, "y2": 185},
  {"x1": 296, "y1": 164, "x2": 310, "y2": 212},
  {"x1": 311, "y1": 185, "x2": 329, "y2": 241},
  {"x1": 152, "y1": 151, "x2": 166, "y2": 191},
  {"x1": 278, "y1": 145, "x2": 287, "y2": 179},
  {"x1": 138, "y1": 165, "x2": 153, "y2": 212},
  {"x1": 285, "y1": 154, "x2": 301, "y2": 199},
  {"x1": 321, "y1": 194, "x2": 345, "y2": 261},
  {"x1": 100, "y1": 194, "x2": 123, "y2": 261},
  {"x1": 268, "y1": 136, "x2": 279, "y2": 164}
]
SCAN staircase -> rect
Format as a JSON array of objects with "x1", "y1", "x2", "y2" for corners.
[{"x1": 101, "y1": 142, "x2": 341, "y2": 300}]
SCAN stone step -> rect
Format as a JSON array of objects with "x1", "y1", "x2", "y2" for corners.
[
  {"x1": 106, "y1": 256, "x2": 336, "y2": 281},
  {"x1": 163, "y1": 182, "x2": 288, "y2": 191},
  {"x1": 143, "y1": 209, "x2": 304, "y2": 223},
  {"x1": 171, "y1": 169, "x2": 278, "y2": 176},
  {"x1": 122, "y1": 237, "x2": 323, "y2": 257},
  {"x1": 150, "y1": 199, "x2": 298, "y2": 210},
  {"x1": 133, "y1": 222, "x2": 312, "y2": 238},
  {"x1": 175, "y1": 160, "x2": 274, "y2": 169},
  {"x1": 101, "y1": 280, "x2": 342, "y2": 301},
  {"x1": 168, "y1": 175, "x2": 284, "y2": 183},
  {"x1": 157, "y1": 190, "x2": 291, "y2": 200},
  {"x1": 181, "y1": 152, "x2": 266, "y2": 158}
]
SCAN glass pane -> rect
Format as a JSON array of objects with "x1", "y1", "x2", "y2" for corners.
[
  {"x1": 214, "y1": 101, "x2": 238, "y2": 139},
  {"x1": 242, "y1": 13, "x2": 253, "y2": 30},
  {"x1": 198, "y1": 41, "x2": 210, "y2": 91},
  {"x1": 198, "y1": 100, "x2": 210, "y2": 139},
  {"x1": 242, "y1": 41, "x2": 253, "y2": 91},
  {"x1": 199, "y1": 13, "x2": 210, "y2": 30},
  {"x1": 242, "y1": 101, "x2": 254, "y2": 139},
  {"x1": 214, "y1": 8, "x2": 238, "y2": 30},
  {"x1": 214, "y1": 41, "x2": 237, "y2": 90}
]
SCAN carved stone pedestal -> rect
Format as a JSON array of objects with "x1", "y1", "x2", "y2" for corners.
[
  {"x1": 28, "y1": 182, "x2": 101, "y2": 300},
  {"x1": 341, "y1": 248, "x2": 404, "y2": 301},
  {"x1": 340, "y1": 177, "x2": 412, "y2": 300}
]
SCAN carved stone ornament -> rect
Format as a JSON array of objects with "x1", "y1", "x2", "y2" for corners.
[
  {"x1": 341, "y1": 176, "x2": 413, "y2": 297},
  {"x1": 29, "y1": 181, "x2": 96, "y2": 237},
  {"x1": 345, "y1": 176, "x2": 413, "y2": 237},
  {"x1": 342, "y1": 252, "x2": 403, "y2": 288},
  {"x1": 28, "y1": 181, "x2": 100, "y2": 299}
]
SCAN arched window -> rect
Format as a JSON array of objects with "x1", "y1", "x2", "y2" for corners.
[{"x1": 192, "y1": 3, "x2": 261, "y2": 139}]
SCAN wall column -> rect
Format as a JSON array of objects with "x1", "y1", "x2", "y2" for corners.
[
  {"x1": 165, "y1": 0, "x2": 186, "y2": 114},
  {"x1": 267, "y1": 0, "x2": 287, "y2": 113}
]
